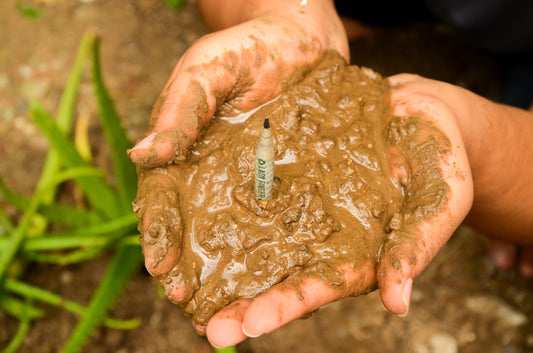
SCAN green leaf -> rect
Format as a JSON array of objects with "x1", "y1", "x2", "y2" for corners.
[
  {"x1": 213, "y1": 347, "x2": 238, "y2": 353},
  {"x1": 0, "y1": 212, "x2": 137, "y2": 253},
  {"x1": 44, "y1": 212, "x2": 137, "y2": 239},
  {"x1": 24, "y1": 246, "x2": 110, "y2": 266},
  {"x1": 0, "y1": 205, "x2": 14, "y2": 237},
  {"x1": 0, "y1": 234, "x2": 118, "y2": 252},
  {"x1": 63, "y1": 212, "x2": 137, "y2": 236},
  {"x1": 164, "y1": 0, "x2": 186, "y2": 10},
  {"x1": 29, "y1": 102, "x2": 121, "y2": 219},
  {"x1": 16, "y1": 2, "x2": 42, "y2": 19},
  {"x1": 0, "y1": 293, "x2": 44, "y2": 320},
  {"x1": 29, "y1": 32, "x2": 96, "y2": 236},
  {"x1": 0, "y1": 186, "x2": 43, "y2": 281},
  {"x1": 37, "y1": 203, "x2": 101, "y2": 228},
  {"x1": 5, "y1": 200, "x2": 100, "y2": 229},
  {"x1": 60, "y1": 243, "x2": 143, "y2": 353},
  {"x1": 0, "y1": 174, "x2": 27, "y2": 209},
  {"x1": 1, "y1": 299, "x2": 33, "y2": 353},
  {"x1": 2, "y1": 279, "x2": 141, "y2": 330},
  {"x1": 0, "y1": 167, "x2": 109, "y2": 280},
  {"x1": 0, "y1": 174, "x2": 101, "y2": 227},
  {"x1": 36, "y1": 31, "x2": 95, "y2": 204},
  {"x1": 91, "y1": 38, "x2": 137, "y2": 213}
]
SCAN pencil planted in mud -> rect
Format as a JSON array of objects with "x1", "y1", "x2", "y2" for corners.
[{"x1": 255, "y1": 117, "x2": 275, "y2": 201}]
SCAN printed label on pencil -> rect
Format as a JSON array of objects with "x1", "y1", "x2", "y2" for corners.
[{"x1": 255, "y1": 117, "x2": 274, "y2": 201}]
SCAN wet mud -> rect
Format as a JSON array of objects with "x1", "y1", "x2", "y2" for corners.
[{"x1": 134, "y1": 51, "x2": 450, "y2": 326}]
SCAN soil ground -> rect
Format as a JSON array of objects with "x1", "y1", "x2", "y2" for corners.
[{"x1": 0, "y1": 1, "x2": 532, "y2": 352}]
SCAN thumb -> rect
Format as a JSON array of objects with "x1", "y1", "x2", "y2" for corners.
[
  {"x1": 377, "y1": 202, "x2": 468, "y2": 315},
  {"x1": 376, "y1": 228, "x2": 435, "y2": 315},
  {"x1": 128, "y1": 74, "x2": 213, "y2": 168}
]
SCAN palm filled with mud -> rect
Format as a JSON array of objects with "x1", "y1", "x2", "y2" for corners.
[{"x1": 133, "y1": 51, "x2": 472, "y2": 334}]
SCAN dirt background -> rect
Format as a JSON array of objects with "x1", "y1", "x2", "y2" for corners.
[{"x1": 0, "y1": 1, "x2": 532, "y2": 352}]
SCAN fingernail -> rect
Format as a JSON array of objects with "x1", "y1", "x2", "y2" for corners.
[
  {"x1": 398, "y1": 278, "x2": 413, "y2": 317},
  {"x1": 207, "y1": 337, "x2": 224, "y2": 349},
  {"x1": 242, "y1": 324, "x2": 262, "y2": 338},
  {"x1": 129, "y1": 132, "x2": 157, "y2": 153},
  {"x1": 145, "y1": 264, "x2": 155, "y2": 277}
]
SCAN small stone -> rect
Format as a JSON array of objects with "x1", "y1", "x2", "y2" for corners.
[
  {"x1": 412, "y1": 332, "x2": 458, "y2": 353},
  {"x1": 18, "y1": 79, "x2": 49, "y2": 100},
  {"x1": 429, "y1": 333, "x2": 458, "y2": 353},
  {"x1": 60, "y1": 270, "x2": 73, "y2": 285},
  {"x1": 0, "y1": 106, "x2": 15, "y2": 122},
  {"x1": 0, "y1": 74, "x2": 9, "y2": 90},
  {"x1": 526, "y1": 334, "x2": 533, "y2": 347},
  {"x1": 465, "y1": 296, "x2": 527, "y2": 327},
  {"x1": 410, "y1": 288, "x2": 424, "y2": 303},
  {"x1": 18, "y1": 65, "x2": 33, "y2": 79}
]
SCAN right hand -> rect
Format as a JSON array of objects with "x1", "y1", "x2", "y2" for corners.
[{"x1": 129, "y1": 2, "x2": 349, "y2": 276}]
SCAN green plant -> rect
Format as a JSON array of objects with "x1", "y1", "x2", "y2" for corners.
[
  {"x1": 0, "y1": 30, "x2": 239, "y2": 353},
  {"x1": 164, "y1": 0, "x2": 186, "y2": 10},
  {"x1": 0, "y1": 31, "x2": 142, "y2": 353},
  {"x1": 16, "y1": 1, "x2": 42, "y2": 19},
  {"x1": 213, "y1": 347, "x2": 238, "y2": 353}
]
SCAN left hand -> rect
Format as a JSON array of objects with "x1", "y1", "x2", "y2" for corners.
[{"x1": 203, "y1": 74, "x2": 474, "y2": 348}]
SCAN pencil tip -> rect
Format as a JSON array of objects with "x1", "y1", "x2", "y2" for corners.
[{"x1": 263, "y1": 117, "x2": 270, "y2": 129}]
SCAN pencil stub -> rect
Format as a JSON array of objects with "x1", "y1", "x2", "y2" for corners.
[{"x1": 255, "y1": 117, "x2": 275, "y2": 201}]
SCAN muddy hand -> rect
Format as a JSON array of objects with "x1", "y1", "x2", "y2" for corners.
[
  {"x1": 203, "y1": 74, "x2": 475, "y2": 348},
  {"x1": 128, "y1": 1, "x2": 348, "y2": 168},
  {"x1": 392, "y1": 75, "x2": 533, "y2": 279},
  {"x1": 133, "y1": 166, "x2": 183, "y2": 276}
]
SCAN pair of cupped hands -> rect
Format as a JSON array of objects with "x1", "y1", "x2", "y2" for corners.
[{"x1": 128, "y1": 8, "x2": 475, "y2": 349}]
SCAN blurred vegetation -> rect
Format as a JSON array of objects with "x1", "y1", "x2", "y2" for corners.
[
  {"x1": 0, "y1": 31, "x2": 142, "y2": 353},
  {"x1": 164, "y1": 0, "x2": 186, "y2": 11},
  {"x1": 2, "y1": 6, "x2": 238, "y2": 351}
]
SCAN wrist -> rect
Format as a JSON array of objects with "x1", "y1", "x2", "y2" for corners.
[
  {"x1": 454, "y1": 93, "x2": 533, "y2": 243},
  {"x1": 199, "y1": 0, "x2": 349, "y2": 60}
]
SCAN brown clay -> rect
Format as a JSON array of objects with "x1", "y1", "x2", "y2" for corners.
[{"x1": 133, "y1": 51, "x2": 450, "y2": 326}]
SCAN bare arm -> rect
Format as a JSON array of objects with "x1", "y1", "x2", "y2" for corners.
[
  {"x1": 198, "y1": 0, "x2": 344, "y2": 37},
  {"x1": 390, "y1": 74, "x2": 533, "y2": 245},
  {"x1": 464, "y1": 100, "x2": 533, "y2": 244}
]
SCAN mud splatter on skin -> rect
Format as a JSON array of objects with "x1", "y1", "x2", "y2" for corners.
[
  {"x1": 130, "y1": 16, "x2": 330, "y2": 168},
  {"x1": 134, "y1": 51, "x2": 451, "y2": 326}
]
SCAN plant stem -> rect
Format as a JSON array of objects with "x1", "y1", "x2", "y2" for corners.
[
  {"x1": 213, "y1": 346, "x2": 238, "y2": 353},
  {"x1": 36, "y1": 31, "x2": 95, "y2": 205},
  {"x1": 0, "y1": 167, "x2": 106, "y2": 281},
  {"x1": 2, "y1": 279, "x2": 141, "y2": 330},
  {"x1": 1, "y1": 300, "x2": 32, "y2": 353}
]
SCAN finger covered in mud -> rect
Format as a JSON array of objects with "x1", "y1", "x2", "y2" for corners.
[
  {"x1": 134, "y1": 166, "x2": 184, "y2": 276},
  {"x1": 135, "y1": 51, "x2": 458, "y2": 327}
]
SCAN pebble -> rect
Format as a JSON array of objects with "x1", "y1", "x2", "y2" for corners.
[
  {"x1": 0, "y1": 74, "x2": 9, "y2": 90},
  {"x1": 18, "y1": 65, "x2": 34, "y2": 79},
  {"x1": 0, "y1": 106, "x2": 15, "y2": 122},
  {"x1": 412, "y1": 332, "x2": 458, "y2": 353},
  {"x1": 411, "y1": 288, "x2": 425, "y2": 303},
  {"x1": 526, "y1": 334, "x2": 533, "y2": 348},
  {"x1": 465, "y1": 295, "x2": 527, "y2": 327},
  {"x1": 13, "y1": 116, "x2": 39, "y2": 138},
  {"x1": 60, "y1": 270, "x2": 73, "y2": 285},
  {"x1": 18, "y1": 79, "x2": 50, "y2": 100}
]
